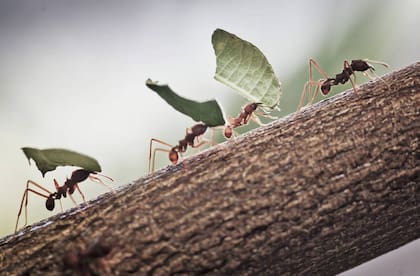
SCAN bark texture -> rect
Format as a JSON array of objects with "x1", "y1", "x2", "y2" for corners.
[{"x1": 1, "y1": 62, "x2": 419, "y2": 275}]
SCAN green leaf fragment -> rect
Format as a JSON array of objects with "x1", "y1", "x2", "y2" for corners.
[
  {"x1": 146, "y1": 79, "x2": 225, "y2": 127},
  {"x1": 22, "y1": 147, "x2": 101, "y2": 176},
  {"x1": 212, "y1": 28, "x2": 281, "y2": 110}
]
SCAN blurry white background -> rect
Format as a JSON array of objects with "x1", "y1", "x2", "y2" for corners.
[{"x1": 0, "y1": 1, "x2": 419, "y2": 274}]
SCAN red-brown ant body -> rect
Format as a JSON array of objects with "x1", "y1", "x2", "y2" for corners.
[
  {"x1": 298, "y1": 58, "x2": 389, "y2": 110},
  {"x1": 15, "y1": 169, "x2": 113, "y2": 232},
  {"x1": 149, "y1": 123, "x2": 208, "y2": 172},
  {"x1": 224, "y1": 103, "x2": 261, "y2": 138},
  {"x1": 64, "y1": 238, "x2": 112, "y2": 275},
  {"x1": 224, "y1": 102, "x2": 277, "y2": 139}
]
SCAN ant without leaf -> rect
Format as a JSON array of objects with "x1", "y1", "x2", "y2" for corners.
[
  {"x1": 64, "y1": 238, "x2": 112, "y2": 275},
  {"x1": 149, "y1": 123, "x2": 208, "y2": 172},
  {"x1": 15, "y1": 169, "x2": 113, "y2": 233},
  {"x1": 224, "y1": 103, "x2": 276, "y2": 139},
  {"x1": 298, "y1": 58, "x2": 389, "y2": 110}
]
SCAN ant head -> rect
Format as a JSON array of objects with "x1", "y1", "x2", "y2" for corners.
[
  {"x1": 191, "y1": 123, "x2": 208, "y2": 136},
  {"x1": 251, "y1": 102, "x2": 262, "y2": 109},
  {"x1": 46, "y1": 195, "x2": 55, "y2": 211},
  {"x1": 169, "y1": 150, "x2": 179, "y2": 164},
  {"x1": 352, "y1": 60, "x2": 374, "y2": 72},
  {"x1": 321, "y1": 82, "x2": 331, "y2": 95},
  {"x1": 244, "y1": 103, "x2": 261, "y2": 113},
  {"x1": 224, "y1": 125, "x2": 233, "y2": 139}
]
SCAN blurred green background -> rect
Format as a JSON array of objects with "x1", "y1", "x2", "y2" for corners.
[{"x1": 0, "y1": 1, "x2": 419, "y2": 274}]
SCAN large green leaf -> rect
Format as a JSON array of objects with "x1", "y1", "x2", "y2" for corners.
[
  {"x1": 212, "y1": 28, "x2": 281, "y2": 110},
  {"x1": 146, "y1": 79, "x2": 225, "y2": 127},
  {"x1": 22, "y1": 147, "x2": 101, "y2": 176}
]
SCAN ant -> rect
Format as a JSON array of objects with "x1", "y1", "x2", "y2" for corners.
[
  {"x1": 64, "y1": 238, "x2": 112, "y2": 275},
  {"x1": 15, "y1": 169, "x2": 113, "y2": 233},
  {"x1": 224, "y1": 103, "x2": 276, "y2": 139},
  {"x1": 149, "y1": 123, "x2": 208, "y2": 172},
  {"x1": 298, "y1": 58, "x2": 389, "y2": 110}
]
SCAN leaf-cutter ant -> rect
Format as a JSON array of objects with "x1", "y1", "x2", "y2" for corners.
[
  {"x1": 64, "y1": 238, "x2": 112, "y2": 275},
  {"x1": 15, "y1": 169, "x2": 113, "y2": 233},
  {"x1": 298, "y1": 58, "x2": 389, "y2": 110},
  {"x1": 224, "y1": 103, "x2": 277, "y2": 139},
  {"x1": 149, "y1": 123, "x2": 209, "y2": 172}
]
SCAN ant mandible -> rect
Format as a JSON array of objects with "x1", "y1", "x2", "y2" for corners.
[
  {"x1": 298, "y1": 58, "x2": 389, "y2": 110},
  {"x1": 15, "y1": 169, "x2": 113, "y2": 233},
  {"x1": 149, "y1": 123, "x2": 208, "y2": 172}
]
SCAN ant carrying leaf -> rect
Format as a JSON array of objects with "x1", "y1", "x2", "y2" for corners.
[
  {"x1": 146, "y1": 80, "x2": 225, "y2": 172},
  {"x1": 212, "y1": 28, "x2": 282, "y2": 138},
  {"x1": 15, "y1": 148, "x2": 113, "y2": 233},
  {"x1": 298, "y1": 58, "x2": 389, "y2": 110}
]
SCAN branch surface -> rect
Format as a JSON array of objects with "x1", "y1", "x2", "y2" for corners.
[{"x1": 1, "y1": 62, "x2": 419, "y2": 275}]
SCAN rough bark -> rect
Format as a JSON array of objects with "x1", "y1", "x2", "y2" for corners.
[{"x1": 0, "y1": 62, "x2": 419, "y2": 276}]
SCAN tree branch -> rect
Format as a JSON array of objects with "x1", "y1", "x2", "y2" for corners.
[{"x1": 1, "y1": 62, "x2": 419, "y2": 275}]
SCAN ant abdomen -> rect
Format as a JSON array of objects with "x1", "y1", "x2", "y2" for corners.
[
  {"x1": 169, "y1": 150, "x2": 179, "y2": 164},
  {"x1": 46, "y1": 197, "x2": 55, "y2": 211},
  {"x1": 321, "y1": 83, "x2": 331, "y2": 95},
  {"x1": 224, "y1": 126, "x2": 233, "y2": 139}
]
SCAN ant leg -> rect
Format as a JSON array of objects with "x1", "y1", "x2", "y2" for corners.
[
  {"x1": 151, "y1": 148, "x2": 171, "y2": 173},
  {"x1": 298, "y1": 59, "x2": 330, "y2": 111},
  {"x1": 74, "y1": 184, "x2": 87, "y2": 203},
  {"x1": 298, "y1": 80, "x2": 323, "y2": 111},
  {"x1": 348, "y1": 73, "x2": 358, "y2": 93},
  {"x1": 232, "y1": 129, "x2": 240, "y2": 138},
  {"x1": 149, "y1": 138, "x2": 173, "y2": 173},
  {"x1": 15, "y1": 180, "x2": 52, "y2": 232},
  {"x1": 298, "y1": 81, "x2": 312, "y2": 111},
  {"x1": 254, "y1": 109, "x2": 278, "y2": 120},
  {"x1": 250, "y1": 114, "x2": 267, "y2": 126},
  {"x1": 349, "y1": 76, "x2": 358, "y2": 93},
  {"x1": 74, "y1": 184, "x2": 87, "y2": 208},
  {"x1": 58, "y1": 199, "x2": 63, "y2": 212},
  {"x1": 343, "y1": 60, "x2": 358, "y2": 93},
  {"x1": 69, "y1": 186, "x2": 87, "y2": 213},
  {"x1": 192, "y1": 135, "x2": 208, "y2": 148},
  {"x1": 226, "y1": 115, "x2": 235, "y2": 125},
  {"x1": 69, "y1": 193, "x2": 78, "y2": 206},
  {"x1": 362, "y1": 71, "x2": 390, "y2": 89},
  {"x1": 309, "y1": 58, "x2": 329, "y2": 79},
  {"x1": 94, "y1": 173, "x2": 114, "y2": 182},
  {"x1": 308, "y1": 80, "x2": 323, "y2": 105},
  {"x1": 209, "y1": 126, "x2": 225, "y2": 144},
  {"x1": 362, "y1": 59, "x2": 389, "y2": 69},
  {"x1": 89, "y1": 174, "x2": 114, "y2": 192}
]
